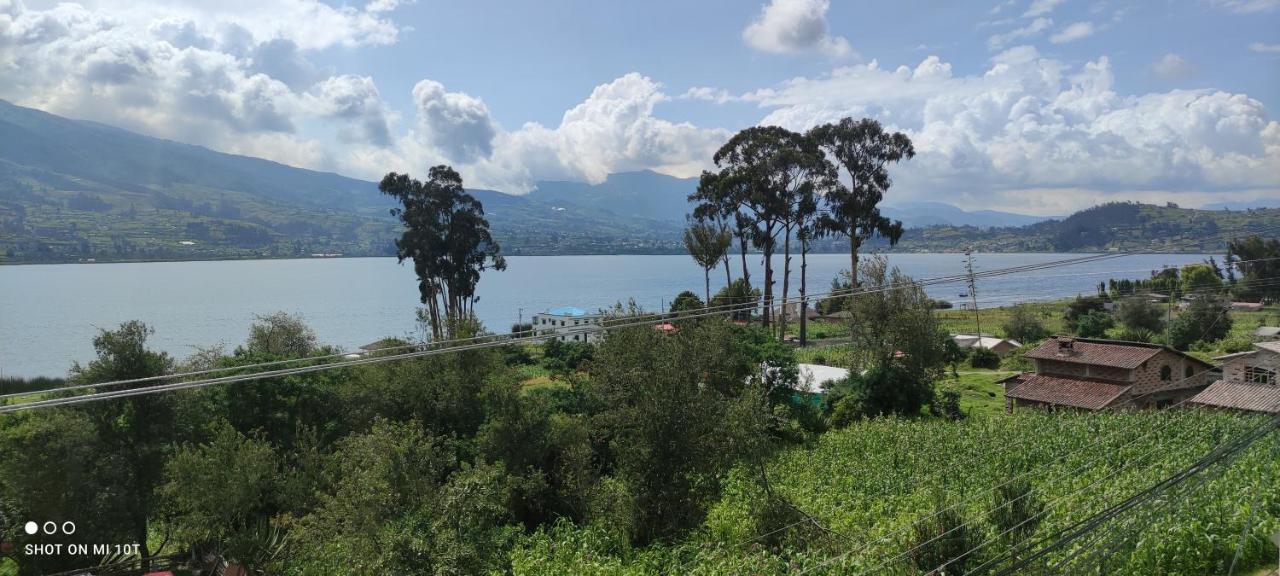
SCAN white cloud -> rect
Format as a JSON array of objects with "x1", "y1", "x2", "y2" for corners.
[
  {"x1": 1211, "y1": 0, "x2": 1280, "y2": 13},
  {"x1": 0, "y1": 0, "x2": 404, "y2": 176},
  {"x1": 1250, "y1": 41, "x2": 1280, "y2": 53},
  {"x1": 1050, "y1": 21, "x2": 1095, "y2": 43},
  {"x1": 1023, "y1": 0, "x2": 1067, "y2": 18},
  {"x1": 411, "y1": 79, "x2": 497, "y2": 162},
  {"x1": 308, "y1": 75, "x2": 393, "y2": 146},
  {"x1": 680, "y1": 86, "x2": 741, "y2": 104},
  {"x1": 1150, "y1": 53, "x2": 1194, "y2": 79},
  {"x1": 742, "y1": 0, "x2": 853, "y2": 58},
  {"x1": 988, "y1": 17, "x2": 1053, "y2": 49},
  {"x1": 74, "y1": 0, "x2": 406, "y2": 50},
  {"x1": 722, "y1": 49, "x2": 1279, "y2": 213}
]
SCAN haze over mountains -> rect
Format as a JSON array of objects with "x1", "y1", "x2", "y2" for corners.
[{"x1": 0, "y1": 99, "x2": 1275, "y2": 263}]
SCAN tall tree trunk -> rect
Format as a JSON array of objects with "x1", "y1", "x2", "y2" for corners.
[
  {"x1": 724, "y1": 254, "x2": 732, "y2": 288},
  {"x1": 704, "y1": 267, "x2": 711, "y2": 307},
  {"x1": 800, "y1": 242, "x2": 809, "y2": 347},
  {"x1": 850, "y1": 235, "x2": 860, "y2": 286},
  {"x1": 848, "y1": 235, "x2": 861, "y2": 344},
  {"x1": 779, "y1": 226, "x2": 792, "y2": 341},
  {"x1": 739, "y1": 236, "x2": 750, "y2": 286},
  {"x1": 762, "y1": 231, "x2": 774, "y2": 329}
]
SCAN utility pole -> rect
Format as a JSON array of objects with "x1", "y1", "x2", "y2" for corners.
[
  {"x1": 965, "y1": 247, "x2": 983, "y2": 344},
  {"x1": 518, "y1": 308, "x2": 523, "y2": 335}
]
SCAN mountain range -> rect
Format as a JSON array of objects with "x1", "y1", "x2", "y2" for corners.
[{"x1": 0, "y1": 99, "x2": 1275, "y2": 263}]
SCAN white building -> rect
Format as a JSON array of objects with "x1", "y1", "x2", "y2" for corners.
[
  {"x1": 532, "y1": 306, "x2": 605, "y2": 343},
  {"x1": 952, "y1": 334, "x2": 1023, "y2": 357}
]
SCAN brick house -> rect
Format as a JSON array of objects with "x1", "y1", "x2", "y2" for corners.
[
  {"x1": 1189, "y1": 341, "x2": 1280, "y2": 414},
  {"x1": 1003, "y1": 336, "x2": 1216, "y2": 412}
]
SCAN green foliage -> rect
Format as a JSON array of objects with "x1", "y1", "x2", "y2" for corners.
[
  {"x1": 669, "y1": 290, "x2": 704, "y2": 314},
  {"x1": 807, "y1": 117, "x2": 913, "y2": 260},
  {"x1": 827, "y1": 364, "x2": 932, "y2": 424},
  {"x1": 1075, "y1": 309, "x2": 1115, "y2": 338},
  {"x1": 243, "y1": 311, "x2": 317, "y2": 359},
  {"x1": 588, "y1": 321, "x2": 768, "y2": 544},
  {"x1": 1168, "y1": 294, "x2": 1233, "y2": 350},
  {"x1": 290, "y1": 419, "x2": 516, "y2": 575},
  {"x1": 1064, "y1": 295, "x2": 1107, "y2": 324},
  {"x1": 711, "y1": 277, "x2": 760, "y2": 322},
  {"x1": 1230, "y1": 234, "x2": 1280, "y2": 302},
  {"x1": 160, "y1": 421, "x2": 281, "y2": 569},
  {"x1": 1002, "y1": 304, "x2": 1050, "y2": 344},
  {"x1": 379, "y1": 166, "x2": 506, "y2": 340},
  {"x1": 1181, "y1": 263, "x2": 1223, "y2": 294},
  {"x1": 1115, "y1": 296, "x2": 1166, "y2": 332},
  {"x1": 989, "y1": 478, "x2": 1044, "y2": 548},
  {"x1": 1115, "y1": 326, "x2": 1158, "y2": 343},
  {"x1": 541, "y1": 338, "x2": 595, "y2": 375},
  {"x1": 909, "y1": 506, "x2": 979, "y2": 575},
  {"x1": 968, "y1": 346, "x2": 1001, "y2": 369},
  {"x1": 683, "y1": 220, "x2": 732, "y2": 302},
  {"x1": 0, "y1": 376, "x2": 66, "y2": 396}
]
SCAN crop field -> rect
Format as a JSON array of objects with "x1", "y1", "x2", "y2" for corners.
[{"x1": 510, "y1": 410, "x2": 1280, "y2": 575}]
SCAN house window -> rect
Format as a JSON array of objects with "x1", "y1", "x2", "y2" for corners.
[
  {"x1": 1160, "y1": 365, "x2": 1171, "y2": 381},
  {"x1": 1184, "y1": 365, "x2": 1194, "y2": 379},
  {"x1": 1245, "y1": 366, "x2": 1276, "y2": 385}
]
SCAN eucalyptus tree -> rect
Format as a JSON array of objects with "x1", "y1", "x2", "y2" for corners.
[
  {"x1": 683, "y1": 219, "x2": 732, "y2": 304},
  {"x1": 807, "y1": 117, "x2": 915, "y2": 285},
  {"x1": 690, "y1": 170, "x2": 751, "y2": 286},
  {"x1": 768, "y1": 129, "x2": 836, "y2": 342},
  {"x1": 709, "y1": 126, "x2": 805, "y2": 328},
  {"x1": 380, "y1": 166, "x2": 506, "y2": 340},
  {"x1": 794, "y1": 175, "x2": 829, "y2": 346}
]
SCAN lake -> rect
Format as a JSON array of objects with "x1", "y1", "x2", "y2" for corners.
[{"x1": 0, "y1": 252, "x2": 1214, "y2": 377}]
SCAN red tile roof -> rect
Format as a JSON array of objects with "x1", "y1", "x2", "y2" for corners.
[
  {"x1": 1025, "y1": 337, "x2": 1211, "y2": 370},
  {"x1": 1189, "y1": 380, "x2": 1280, "y2": 414},
  {"x1": 1004, "y1": 373, "x2": 1132, "y2": 410}
]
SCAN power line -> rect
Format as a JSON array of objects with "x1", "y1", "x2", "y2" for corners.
[
  {"x1": 802, "y1": 276, "x2": 1266, "y2": 574},
  {"x1": 981, "y1": 411, "x2": 1280, "y2": 576}
]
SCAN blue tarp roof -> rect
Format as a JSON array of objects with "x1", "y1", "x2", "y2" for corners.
[{"x1": 547, "y1": 306, "x2": 588, "y2": 317}]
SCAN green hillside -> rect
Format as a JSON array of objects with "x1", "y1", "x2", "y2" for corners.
[
  {"x1": 0, "y1": 100, "x2": 682, "y2": 263},
  {"x1": 896, "y1": 202, "x2": 1280, "y2": 253},
  {"x1": 0, "y1": 100, "x2": 1274, "y2": 263}
]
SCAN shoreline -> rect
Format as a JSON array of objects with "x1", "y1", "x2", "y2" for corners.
[{"x1": 0, "y1": 248, "x2": 1218, "y2": 267}]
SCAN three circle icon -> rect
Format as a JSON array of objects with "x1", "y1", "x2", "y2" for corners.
[{"x1": 23, "y1": 521, "x2": 75, "y2": 535}]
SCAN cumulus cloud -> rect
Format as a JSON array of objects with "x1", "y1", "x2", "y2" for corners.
[
  {"x1": 309, "y1": 75, "x2": 392, "y2": 146},
  {"x1": 1150, "y1": 53, "x2": 1194, "y2": 79},
  {"x1": 724, "y1": 49, "x2": 1279, "y2": 213},
  {"x1": 1250, "y1": 41, "x2": 1280, "y2": 53},
  {"x1": 0, "y1": 0, "x2": 422, "y2": 169},
  {"x1": 411, "y1": 79, "x2": 497, "y2": 163},
  {"x1": 988, "y1": 17, "x2": 1052, "y2": 49},
  {"x1": 742, "y1": 0, "x2": 852, "y2": 58},
  {"x1": 1050, "y1": 21, "x2": 1095, "y2": 43}
]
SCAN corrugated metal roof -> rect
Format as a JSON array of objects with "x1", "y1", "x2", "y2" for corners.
[
  {"x1": 1190, "y1": 380, "x2": 1280, "y2": 414},
  {"x1": 1004, "y1": 373, "x2": 1132, "y2": 410}
]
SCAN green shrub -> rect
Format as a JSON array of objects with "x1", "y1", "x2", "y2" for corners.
[
  {"x1": 1075, "y1": 309, "x2": 1114, "y2": 338},
  {"x1": 968, "y1": 346, "x2": 1000, "y2": 369}
]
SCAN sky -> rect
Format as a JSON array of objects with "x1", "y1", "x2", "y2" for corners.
[{"x1": 0, "y1": 0, "x2": 1277, "y2": 215}]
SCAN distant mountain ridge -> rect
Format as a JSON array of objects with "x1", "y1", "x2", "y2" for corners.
[{"x1": 0, "y1": 100, "x2": 1273, "y2": 263}]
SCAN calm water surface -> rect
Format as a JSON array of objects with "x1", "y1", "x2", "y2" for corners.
[{"x1": 0, "y1": 253, "x2": 1213, "y2": 377}]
